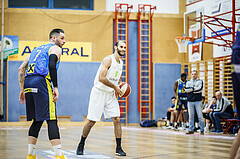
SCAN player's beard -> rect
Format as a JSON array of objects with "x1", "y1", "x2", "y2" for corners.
[
  {"x1": 55, "y1": 39, "x2": 62, "y2": 48},
  {"x1": 117, "y1": 48, "x2": 125, "y2": 56}
]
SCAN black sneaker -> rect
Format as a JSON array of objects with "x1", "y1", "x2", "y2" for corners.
[
  {"x1": 115, "y1": 148, "x2": 126, "y2": 156},
  {"x1": 76, "y1": 144, "x2": 84, "y2": 155},
  {"x1": 174, "y1": 126, "x2": 179, "y2": 131},
  {"x1": 194, "y1": 127, "x2": 200, "y2": 132}
]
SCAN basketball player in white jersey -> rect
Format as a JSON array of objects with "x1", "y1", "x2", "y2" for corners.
[{"x1": 76, "y1": 41, "x2": 127, "y2": 156}]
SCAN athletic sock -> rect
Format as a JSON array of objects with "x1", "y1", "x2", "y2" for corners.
[
  {"x1": 79, "y1": 136, "x2": 86, "y2": 145},
  {"x1": 53, "y1": 144, "x2": 62, "y2": 156},
  {"x1": 174, "y1": 122, "x2": 178, "y2": 127},
  {"x1": 167, "y1": 121, "x2": 170, "y2": 126},
  {"x1": 116, "y1": 138, "x2": 121, "y2": 149},
  {"x1": 206, "y1": 123, "x2": 210, "y2": 129},
  {"x1": 28, "y1": 144, "x2": 36, "y2": 155},
  {"x1": 181, "y1": 122, "x2": 185, "y2": 127},
  {"x1": 170, "y1": 122, "x2": 173, "y2": 126},
  {"x1": 195, "y1": 122, "x2": 199, "y2": 128}
]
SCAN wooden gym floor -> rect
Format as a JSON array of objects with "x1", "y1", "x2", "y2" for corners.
[{"x1": 0, "y1": 122, "x2": 235, "y2": 159}]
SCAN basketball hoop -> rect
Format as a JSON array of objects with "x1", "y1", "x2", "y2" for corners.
[{"x1": 175, "y1": 37, "x2": 195, "y2": 53}]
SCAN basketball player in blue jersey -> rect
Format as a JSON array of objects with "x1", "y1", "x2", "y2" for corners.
[
  {"x1": 230, "y1": 25, "x2": 240, "y2": 159},
  {"x1": 18, "y1": 29, "x2": 66, "y2": 159},
  {"x1": 174, "y1": 73, "x2": 188, "y2": 129},
  {"x1": 76, "y1": 41, "x2": 126, "y2": 156}
]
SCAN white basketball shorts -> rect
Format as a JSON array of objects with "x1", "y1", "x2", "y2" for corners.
[{"x1": 87, "y1": 86, "x2": 120, "y2": 121}]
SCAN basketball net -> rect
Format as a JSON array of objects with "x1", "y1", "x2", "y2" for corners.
[{"x1": 175, "y1": 37, "x2": 193, "y2": 53}]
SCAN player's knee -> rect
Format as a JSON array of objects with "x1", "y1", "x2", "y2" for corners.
[
  {"x1": 213, "y1": 112, "x2": 219, "y2": 117},
  {"x1": 47, "y1": 120, "x2": 60, "y2": 140},
  {"x1": 112, "y1": 117, "x2": 120, "y2": 124},
  {"x1": 87, "y1": 120, "x2": 96, "y2": 127},
  {"x1": 28, "y1": 120, "x2": 44, "y2": 138}
]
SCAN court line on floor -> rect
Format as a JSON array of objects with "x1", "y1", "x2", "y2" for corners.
[
  {"x1": 111, "y1": 126, "x2": 237, "y2": 140},
  {"x1": 0, "y1": 127, "x2": 66, "y2": 130},
  {"x1": 36, "y1": 150, "x2": 114, "y2": 159}
]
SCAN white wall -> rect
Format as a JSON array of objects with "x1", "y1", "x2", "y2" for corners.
[{"x1": 106, "y1": 0, "x2": 179, "y2": 14}]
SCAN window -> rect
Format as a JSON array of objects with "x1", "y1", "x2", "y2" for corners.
[
  {"x1": 9, "y1": 0, "x2": 93, "y2": 10},
  {"x1": 9, "y1": 0, "x2": 48, "y2": 8},
  {"x1": 54, "y1": 0, "x2": 92, "y2": 10}
]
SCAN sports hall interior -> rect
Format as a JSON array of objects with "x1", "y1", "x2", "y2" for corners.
[{"x1": 0, "y1": 0, "x2": 238, "y2": 158}]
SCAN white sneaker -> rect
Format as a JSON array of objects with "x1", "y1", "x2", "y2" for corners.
[
  {"x1": 174, "y1": 128, "x2": 179, "y2": 131},
  {"x1": 162, "y1": 126, "x2": 171, "y2": 129},
  {"x1": 178, "y1": 127, "x2": 185, "y2": 131},
  {"x1": 204, "y1": 127, "x2": 209, "y2": 133}
]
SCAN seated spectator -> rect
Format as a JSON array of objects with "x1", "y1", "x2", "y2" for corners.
[
  {"x1": 202, "y1": 96, "x2": 217, "y2": 133},
  {"x1": 209, "y1": 91, "x2": 234, "y2": 133},
  {"x1": 164, "y1": 97, "x2": 176, "y2": 129},
  {"x1": 164, "y1": 97, "x2": 181, "y2": 130}
]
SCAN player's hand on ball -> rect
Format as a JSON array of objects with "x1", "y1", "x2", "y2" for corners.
[{"x1": 114, "y1": 85, "x2": 123, "y2": 97}]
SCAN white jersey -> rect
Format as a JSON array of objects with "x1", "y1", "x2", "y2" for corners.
[{"x1": 94, "y1": 54, "x2": 123, "y2": 92}]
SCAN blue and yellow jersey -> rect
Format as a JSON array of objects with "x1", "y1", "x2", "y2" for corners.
[
  {"x1": 202, "y1": 103, "x2": 208, "y2": 110},
  {"x1": 25, "y1": 43, "x2": 60, "y2": 80},
  {"x1": 210, "y1": 104, "x2": 217, "y2": 109},
  {"x1": 176, "y1": 78, "x2": 187, "y2": 97}
]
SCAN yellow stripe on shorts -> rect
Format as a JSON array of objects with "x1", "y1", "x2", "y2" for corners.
[
  {"x1": 175, "y1": 97, "x2": 179, "y2": 110},
  {"x1": 24, "y1": 88, "x2": 32, "y2": 93},
  {"x1": 46, "y1": 78, "x2": 56, "y2": 120}
]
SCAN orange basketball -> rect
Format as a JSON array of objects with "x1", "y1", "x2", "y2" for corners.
[{"x1": 119, "y1": 82, "x2": 131, "y2": 98}]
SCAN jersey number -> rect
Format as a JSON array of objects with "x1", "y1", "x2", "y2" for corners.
[
  {"x1": 115, "y1": 71, "x2": 118, "y2": 77},
  {"x1": 33, "y1": 50, "x2": 41, "y2": 61}
]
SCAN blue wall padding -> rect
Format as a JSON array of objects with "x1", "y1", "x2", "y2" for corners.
[
  {"x1": 8, "y1": 61, "x2": 23, "y2": 121},
  {"x1": 7, "y1": 62, "x2": 181, "y2": 122},
  {"x1": 127, "y1": 21, "x2": 139, "y2": 123},
  {"x1": 154, "y1": 63, "x2": 181, "y2": 120}
]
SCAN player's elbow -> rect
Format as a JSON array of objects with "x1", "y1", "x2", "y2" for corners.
[
  {"x1": 99, "y1": 76, "x2": 104, "y2": 83},
  {"x1": 18, "y1": 66, "x2": 24, "y2": 73}
]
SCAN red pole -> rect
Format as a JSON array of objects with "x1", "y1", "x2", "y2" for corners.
[
  {"x1": 127, "y1": 5, "x2": 129, "y2": 112},
  {"x1": 115, "y1": 4, "x2": 118, "y2": 43},
  {"x1": 138, "y1": 5, "x2": 141, "y2": 112},
  {"x1": 232, "y1": 0, "x2": 236, "y2": 43}
]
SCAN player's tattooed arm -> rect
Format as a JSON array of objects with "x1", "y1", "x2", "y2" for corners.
[{"x1": 18, "y1": 55, "x2": 30, "y2": 91}]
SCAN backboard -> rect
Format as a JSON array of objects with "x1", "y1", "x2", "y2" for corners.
[
  {"x1": 184, "y1": 7, "x2": 205, "y2": 44},
  {"x1": 184, "y1": 0, "x2": 240, "y2": 57}
]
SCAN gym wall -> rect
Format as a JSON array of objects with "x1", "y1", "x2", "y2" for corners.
[{"x1": 3, "y1": 0, "x2": 184, "y2": 122}]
